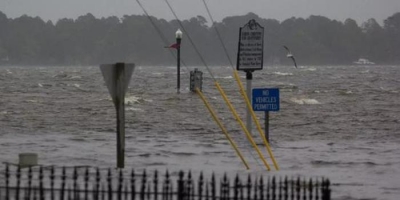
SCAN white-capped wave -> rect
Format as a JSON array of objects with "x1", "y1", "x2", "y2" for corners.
[
  {"x1": 290, "y1": 97, "x2": 321, "y2": 105},
  {"x1": 303, "y1": 67, "x2": 317, "y2": 71},
  {"x1": 70, "y1": 76, "x2": 82, "y2": 80},
  {"x1": 25, "y1": 100, "x2": 39, "y2": 103},
  {"x1": 273, "y1": 72, "x2": 293, "y2": 76},
  {"x1": 216, "y1": 76, "x2": 233, "y2": 79},
  {"x1": 344, "y1": 90, "x2": 353, "y2": 94},
  {"x1": 127, "y1": 107, "x2": 144, "y2": 112},
  {"x1": 361, "y1": 70, "x2": 370, "y2": 74},
  {"x1": 126, "y1": 96, "x2": 142, "y2": 104},
  {"x1": 125, "y1": 96, "x2": 153, "y2": 105},
  {"x1": 38, "y1": 83, "x2": 52, "y2": 88}
]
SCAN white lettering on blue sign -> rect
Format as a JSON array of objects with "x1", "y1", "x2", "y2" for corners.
[{"x1": 252, "y1": 88, "x2": 280, "y2": 112}]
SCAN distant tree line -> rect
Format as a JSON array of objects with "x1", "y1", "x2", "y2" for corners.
[{"x1": 0, "y1": 11, "x2": 399, "y2": 66}]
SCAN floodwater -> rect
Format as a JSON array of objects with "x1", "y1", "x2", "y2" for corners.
[{"x1": 0, "y1": 65, "x2": 399, "y2": 200}]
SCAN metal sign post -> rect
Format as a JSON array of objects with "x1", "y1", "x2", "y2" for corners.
[
  {"x1": 236, "y1": 19, "x2": 264, "y2": 134},
  {"x1": 246, "y1": 71, "x2": 252, "y2": 134},
  {"x1": 252, "y1": 88, "x2": 280, "y2": 142},
  {"x1": 100, "y1": 63, "x2": 135, "y2": 168}
]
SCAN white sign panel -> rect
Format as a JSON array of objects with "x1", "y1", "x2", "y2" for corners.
[
  {"x1": 236, "y1": 19, "x2": 264, "y2": 71},
  {"x1": 100, "y1": 63, "x2": 135, "y2": 106}
]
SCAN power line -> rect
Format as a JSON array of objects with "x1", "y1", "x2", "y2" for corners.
[
  {"x1": 163, "y1": 0, "x2": 215, "y2": 81},
  {"x1": 135, "y1": 0, "x2": 189, "y2": 72},
  {"x1": 201, "y1": 0, "x2": 235, "y2": 69}
]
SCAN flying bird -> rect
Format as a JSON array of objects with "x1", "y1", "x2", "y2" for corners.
[{"x1": 283, "y1": 45, "x2": 297, "y2": 68}]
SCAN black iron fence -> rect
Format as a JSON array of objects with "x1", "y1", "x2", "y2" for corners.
[{"x1": 0, "y1": 164, "x2": 330, "y2": 200}]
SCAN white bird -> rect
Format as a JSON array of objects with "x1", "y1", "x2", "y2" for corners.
[{"x1": 283, "y1": 45, "x2": 297, "y2": 68}]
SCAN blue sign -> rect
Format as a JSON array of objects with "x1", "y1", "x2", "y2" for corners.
[{"x1": 252, "y1": 88, "x2": 280, "y2": 112}]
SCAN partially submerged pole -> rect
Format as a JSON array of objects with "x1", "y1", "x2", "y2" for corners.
[
  {"x1": 265, "y1": 111, "x2": 269, "y2": 143},
  {"x1": 100, "y1": 63, "x2": 135, "y2": 168},
  {"x1": 115, "y1": 63, "x2": 125, "y2": 168},
  {"x1": 246, "y1": 71, "x2": 253, "y2": 134},
  {"x1": 176, "y1": 29, "x2": 183, "y2": 93}
]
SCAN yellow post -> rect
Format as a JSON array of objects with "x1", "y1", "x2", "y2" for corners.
[
  {"x1": 195, "y1": 88, "x2": 250, "y2": 170},
  {"x1": 233, "y1": 71, "x2": 280, "y2": 170},
  {"x1": 214, "y1": 82, "x2": 271, "y2": 171}
]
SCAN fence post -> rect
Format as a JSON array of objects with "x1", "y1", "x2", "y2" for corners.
[
  {"x1": 108, "y1": 168, "x2": 113, "y2": 200},
  {"x1": 211, "y1": 173, "x2": 216, "y2": 200},
  {"x1": 94, "y1": 168, "x2": 100, "y2": 200},
  {"x1": 60, "y1": 167, "x2": 66, "y2": 200},
  {"x1": 39, "y1": 167, "x2": 44, "y2": 200},
  {"x1": 308, "y1": 179, "x2": 313, "y2": 200},
  {"x1": 5, "y1": 164, "x2": 9, "y2": 200},
  {"x1": 315, "y1": 179, "x2": 319, "y2": 200},
  {"x1": 140, "y1": 170, "x2": 147, "y2": 200},
  {"x1": 283, "y1": 177, "x2": 288, "y2": 200},
  {"x1": 154, "y1": 170, "x2": 158, "y2": 200},
  {"x1": 278, "y1": 177, "x2": 282, "y2": 200},
  {"x1": 73, "y1": 167, "x2": 78, "y2": 199},
  {"x1": 302, "y1": 179, "x2": 306, "y2": 200},
  {"x1": 198, "y1": 172, "x2": 204, "y2": 200},
  {"x1": 50, "y1": 166, "x2": 55, "y2": 200},
  {"x1": 266, "y1": 177, "x2": 270, "y2": 200},
  {"x1": 321, "y1": 179, "x2": 330, "y2": 200},
  {"x1": 259, "y1": 177, "x2": 264, "y2": 200},
  {"x1": 131, "y1": 169, "x2": 136, "y2": 200},
  {"x1": 222, "y1": 173, "x2": 229, "y2": 200},
  {"x1": 177, "y1": 171, "x2": 184, "y2": 200},
  {"x1": 253, "y1": 176, "x2": 258, "y2": 200},
  {"x1": 188, "y1": 171, "x2": 193, "y2": 200},
  {"x1": 85, "y1": 167, "x2": 89, "y2": 200},
  {"x1": 247, "y1": 175, "x2": 252, "y2": 200},
  {"x1": 28, "y1": 167, "x2": 33, "y2": 199},
  {"x1": 271, "y1": 177, "x2": 276, "y2": 200},
  {"x1": 163, "y1": 170, "x2": 169, "y2": 200},
  {"x1": 15, "y1": 166, "x2": 21, "y2": 200},
  {"x1": 118, "y1": 169, "x2": 123, "y2": 200}
]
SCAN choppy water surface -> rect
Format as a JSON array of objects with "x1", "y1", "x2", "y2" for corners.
[{"x1": 0, "y1": 65, "x2": 399, "y2": 200}]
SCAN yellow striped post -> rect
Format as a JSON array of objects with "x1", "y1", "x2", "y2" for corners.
[
  {"x1": 233, "y1": 71, "x2": 280, "y2": 170},
  {"x1": 214, "y1": 82, "x2": 271, "y2": 171},
  {"x1": 195, "y1": 88, "x2": 250, "y2": 170}
]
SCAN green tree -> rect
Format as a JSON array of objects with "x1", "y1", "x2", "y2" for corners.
[
  {"x1": 362, "y1": 18, "x2": 385, "y2": 63},
  {"x1": 384, "y1": 12, "x2": 400, "y2": 63}
]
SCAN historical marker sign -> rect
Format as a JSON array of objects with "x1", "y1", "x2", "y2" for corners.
[
  {"x1": 252, "y1": 88, "x2": 280, "y2": 112},
  {"x1": 236, "y1": 19, "x2": 264, "y2": 71}
]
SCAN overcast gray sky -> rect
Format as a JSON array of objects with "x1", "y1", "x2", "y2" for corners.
[{"x1": 1, "y1": 0, "x2": 399, "y2": 25}]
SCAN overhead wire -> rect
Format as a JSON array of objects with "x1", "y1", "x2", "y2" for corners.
[
  {"x1": 135, "y1": 0, "x2": 190, "y2": 73},
  {"x1": 135, "y1": 0, "x2": 251, "y2": 169},
  {"x1": 201, "y1": 0, "x2": 234, "y2": 68},
  {"x1": 200, "y1": 0, "x2": 262, "y2": 168},
  {"x1": 201, "y1": 0, "x2": 279, "y2": 170},
  {"x1": 163, "y1": 0, "x2": 215, "y2": 81},
  {"x1": 163, "y1": 0, "x2": 271, "y2": 171}
]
